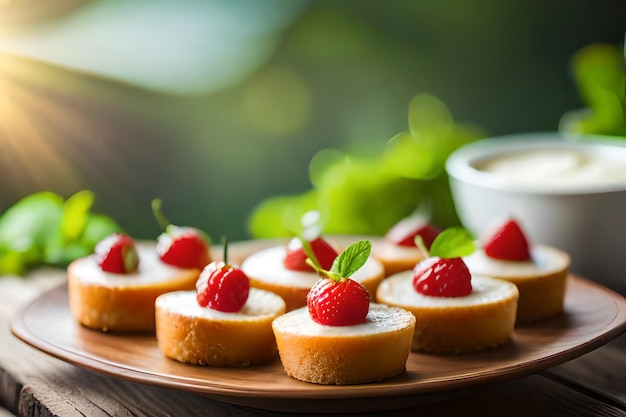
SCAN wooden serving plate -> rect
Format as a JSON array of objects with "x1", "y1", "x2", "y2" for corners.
[{"x1": 10, "y1": 239, "x2": 626, "y2": 414}]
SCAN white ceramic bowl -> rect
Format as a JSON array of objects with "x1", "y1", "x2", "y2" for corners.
[{"x1": 446, "y1": 132, "x2": 626, "y2": 295}]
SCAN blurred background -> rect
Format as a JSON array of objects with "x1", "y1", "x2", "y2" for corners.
[{"x1": 0, "y1": 0, "x2": 624, "y2": 244}]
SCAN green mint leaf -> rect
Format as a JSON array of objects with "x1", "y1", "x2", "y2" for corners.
[
  {"x1": 429, "y1": 227, "x2": 475, "y2": 259},
  {"x1": 329, "y1": 240, "x2": 371, "y2": 278}
]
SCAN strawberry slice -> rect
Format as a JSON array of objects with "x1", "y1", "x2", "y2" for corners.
[
  {"x1": 307, "y1": 277, "x2": 370, "y2": 326},
  {"x1": 412, "y1": 256, "x2": 472, "y2": 297},
  {"x1": 483, "y1": 219, "x2": 531, "y2": 261},
  {"x1": 385, "y1": 216, "x2": 441, "y2": 248},
  {"x1": 196, "y1": 261, "x2": 250, "y2": 312},
  {"x1": 284, "y1": 236, "x2": 338, "y2": 272},
  {"x1": 152, "y1": 199, "x2": 212, "y2": 270},
  {"x1": 95, "y1": 233, "x2": 139, "y2": 274}
]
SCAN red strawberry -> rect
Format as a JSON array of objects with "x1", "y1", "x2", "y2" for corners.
[
  {"x1": 307, "y1": 277, "x2": 370, "y2": 326},
  {"x1": 94, "y1": 233, "x2": 139, "y2": 274},
  {"x1": 152, "y1": 199, "x2": 211, "y2": 270},
  {"x1": 284, "y1": 236, "x2": 338, "y2": 271},
  {"x1": 196, "y1": 261, "x2": 250, "y2": 312},
  {"x1": 157, "y1": 227, "x2": 211, "y2": 270},
  {"x1": 385, "y1": 216, "x2": 441, "y2": 249},
  {"x1": 483, "y1": 219, "x2": 531, "y2": 261},
  {"x1": 304, "y1": 240, "x2": 372, "y2": 326},
  {"x1": 413, "y1": 257, "x2": 472, "y2": 297}
]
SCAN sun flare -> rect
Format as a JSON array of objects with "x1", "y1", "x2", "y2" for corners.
[{"x1": 0, "y1": 53, "x2": 86, "y2": 192}]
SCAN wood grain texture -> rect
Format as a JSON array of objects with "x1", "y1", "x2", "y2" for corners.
[
  {"x1": 547, "y1": 333, "x2": 626, "y2": 406},
  {"x1": 0, "y1": 271, "x2": 66, "y2": 414},
  {"x1": 12, "y1": 371, "x2": 626, "y2": 417}
]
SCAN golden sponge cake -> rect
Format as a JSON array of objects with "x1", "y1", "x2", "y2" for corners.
[
  {"x1": 155, "y1": 288, "x2": 285, "y2": 366},
  {"x1": 272, "y1": 303, "x2": 415, "y2": 384},
  {"x1": 377, "y1": 272, "x2": 519, "y2": 353},
  {"x1": 463, "y1": 245, "x2": 569, "y2": 324},
  {"x1": 68, "y1": 242, "x2": 199, "y2": 332}
]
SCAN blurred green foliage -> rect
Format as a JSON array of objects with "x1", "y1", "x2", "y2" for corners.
[
  {"x1": 0, "y1": 190, "x2": 122, "y2": 275},
  {"x1": 250, "y1": 40, "x2": 626, "y2": 239},
  {"x1": 248, "y1": 94, "x2": 484, "y2": 238},
  {"x1": 559, "y1": 43, "x2": 626, "y2": 137}
]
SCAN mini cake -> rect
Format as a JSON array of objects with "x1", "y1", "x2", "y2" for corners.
[
  {"x1": 155, "y1": 285, "x2": 285, "y2": 366},
  {"x1": 272, "y1": 240, "x2": 415, "y2": 384},
  {"x1": 68, "y1": 238, "x2": 201, "y2": 332},
  {"x1": 377, "y1": 271, "x2": 519, "y2": 353},
  {"x1": 241, "y1": 236, "x2": 385, "y2": 311},
  {"x1": 370, "y1": 242, "x2": 427, "y2": 277},
  {"x1": 371, "y1": 213, "x2": 441, "y2": 277},
  {"x1": 463, "y1": 219, "x2": 570, "y2": 324},
  {"x1": 376, "y1": 227, "x2": 519, "y2": 354},
  {"x1": 272, "y1": 303, "x2": 415, "y2": 384}
]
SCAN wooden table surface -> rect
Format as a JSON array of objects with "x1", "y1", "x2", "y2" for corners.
[{"x1": 1, "y1": 267, "x2": 625, "y2": 417}]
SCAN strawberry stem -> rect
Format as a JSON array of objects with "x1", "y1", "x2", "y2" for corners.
[
  {"x1": 151, "y1": 198, "x2": 170, "y2": 231},
  {"x1": 300, "y1": 238, "x2": 342, "y2": 281},
  {"x1": 222, "y1": 236, "x2": 229, "y2": 265},
  {"x1": 299, "y1": 237, "x2": 321, "y2": 270},
  {"x1": 414, "y1": 235, "x2": 430, "y2": 257},
  {"x1": 304, "y1": 258, "x2": 341, "y2": 282}
]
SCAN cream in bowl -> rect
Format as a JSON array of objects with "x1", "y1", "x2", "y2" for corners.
[
  {"x1": 445, "y1": 132, "x2": 626, "y2": 295},
  {"x1": 475, "y1": 148, "x2": 626, "y2": 190}
]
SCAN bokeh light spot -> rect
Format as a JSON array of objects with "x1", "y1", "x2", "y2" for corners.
[{"x1": 242, "y1": 66, "x2": 311, "y2": 138}]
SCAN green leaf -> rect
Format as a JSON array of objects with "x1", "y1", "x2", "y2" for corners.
[
  {"x1": 44, "y1": 213, "x2": 123, "y2": 267},
  {"x1": 408, "y1": 93, "x2": 453, "y2": 139},
  {"x1": 572, "y1": 44, "x2": 624, "y2": 106},
  {"x1": 79, "y1": 214, "x2": 123, "y2": 249},
  {"x1": 43, "y1": 243, "x2": 92, "y2": 267},
  {"x1": 329, "y1": 240, "x2": 371, "y2": 278},
  {"x1": 429, "y1": 227, "x2": 475, "y2": 259},
  {"x1": 0, "y1": 190, "x2": 126, "y2": 275},
  {"x1": 0, "y1": 192, "x2": 64, "y2": 250},
  {"x1": 248, "y1": 191, "x2": 319, "y2": 238},
  {"x1": 560, "y1": 43, "x2": 626, "y2": 136},
  {"x1": 61, "y1": 190, "x2": 94, "y2": 243},
  {"x1": 384, "y1": 132, "x2": 437, "y2": 179},
  {"x1": 0, "y1": 249, "x2": 28, "y2": 276}
]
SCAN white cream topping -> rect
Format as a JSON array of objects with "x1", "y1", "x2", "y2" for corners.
[
  {"x1": 70, "y1": 242, "x2": 194, "y2": 287},
  {"x1": 475, "y1": 149, "x2": 626, "y2": 188},
  {"x1": 463, "y1": 245, "x2": 569, "y2": 278},
  {"x1": 377, "y1": 272, "x2": 517, "y2": 307},
  {"x1": 156, "y1": 289, "x2": 285, "y2": 320},
  {"x1": 272, "y1": 303, "x2": 415, "y2": 336},
  {"x1": 241, "y1": 246, "x2": 383, "y2": 288}
]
